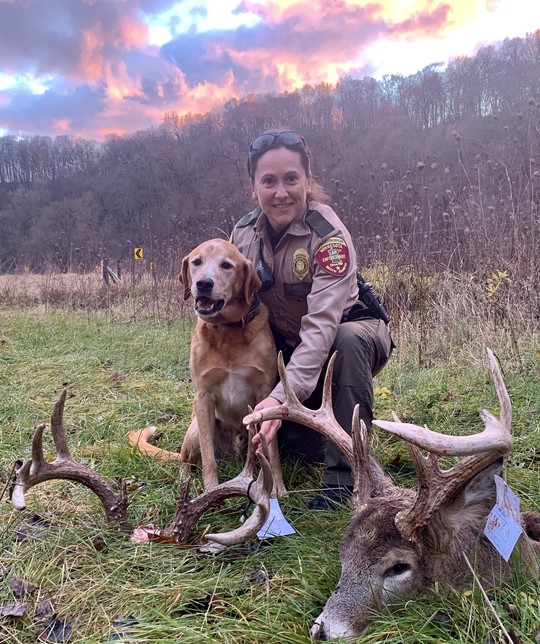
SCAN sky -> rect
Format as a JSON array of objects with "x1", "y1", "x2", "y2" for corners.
[{"x1": 1, "y1": 0, "x2": 539, "y2": 141}]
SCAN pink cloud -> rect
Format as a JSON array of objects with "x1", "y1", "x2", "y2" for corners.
[{"x1": 0, "y1": 0, "x2": 532, "y2": 139}]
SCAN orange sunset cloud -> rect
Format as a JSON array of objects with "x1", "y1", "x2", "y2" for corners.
[{"x1": 0, "y1": 0, "x2": 539, "y2": 139}]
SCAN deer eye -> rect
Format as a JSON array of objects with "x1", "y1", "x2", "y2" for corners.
[{"x1": 385, "y1": 562, "x2": 411, "y2": 577}]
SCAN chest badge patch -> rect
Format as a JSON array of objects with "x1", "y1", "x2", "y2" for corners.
[
  {"x1": 315, "y1": 237, "x2": 350, "y2": 276},
  {"x1": 292, "y1": 248, "x2": 310, "y2": 281}
]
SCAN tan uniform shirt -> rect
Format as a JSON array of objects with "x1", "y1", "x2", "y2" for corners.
[{"x1": 231, "y1": 201, "x2": 358, "y2": 404}]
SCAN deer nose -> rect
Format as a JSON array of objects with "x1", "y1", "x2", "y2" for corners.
[
  {"x1": 309, "y1": 620, "x2": 323, "y2": 640},
  {"x1": 196, "y1": 278, "x2": 214, "y2": 293}
]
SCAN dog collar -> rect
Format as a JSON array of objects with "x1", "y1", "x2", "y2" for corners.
[{"x1": 222, "y1": 294, "x2": 262, "y2": 329}]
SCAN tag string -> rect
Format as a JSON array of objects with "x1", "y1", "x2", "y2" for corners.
[
  {"x1": 1, "y1": 460, "x2": 21, "y2": 502},
  {"x1": 246, "y1": 479, "x2": 256, "y2": 505}
]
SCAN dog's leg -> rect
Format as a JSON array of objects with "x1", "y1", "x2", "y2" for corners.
[
  {"x1": 179, "y1": 416, "x2": 202, "y2": 478},
  {"x1": 268, "y1": 437, "x2": 288, "y2": 498},
  {"x1": 193, "y1": 395, "x2": 220, "y2": 491}
]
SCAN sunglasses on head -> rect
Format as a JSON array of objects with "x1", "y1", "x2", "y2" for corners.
[{"x1": 249, "y1": 130, "x2": 306, "y2": 153}]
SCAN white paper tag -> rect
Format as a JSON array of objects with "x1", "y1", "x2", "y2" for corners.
[
  {"x1": 494, "y1": 475, "x2": 521, "y2": 523},
  {"x1": 484, "y1": 476, "x2": 523, "y2": 562},
  {"x1": 257, "y1": 498, "x2": 296, "y2": 539}
]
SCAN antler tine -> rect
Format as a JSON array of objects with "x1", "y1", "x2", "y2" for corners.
[
  {"x1": 351, "y1": 411, "x2": 371, "y2": 510},
  {"x1": 165, "y1": 422, "x2": 272, "y2": 547},
  {"x1": 237, "y1": 405, "x2": 258, "y2": 478},
  {"x1": 243, "y1": 351, "x2": 353, "y2": 462},
  {"x1": 205, "y1": 432, "x2": 273, "y2": 547},
  {"x1": 371, "y1": 417, "x2": 512, "y2": 456},
  {"x1": 373, "y1": 377, "x2": 512, "y2": 459},
  {"x1": 320, "y1": 351, "x2": 337, "y2": 409},
  {"x1": 486, "y1": 347, "x2": 511, "y2": 436},
  {"x1": 11, "y1": 424, "x2": 47, "y2": 508},
  {"x1": 396, "y1": 446, "x2": 506, "y2": 542},
  {"x1": 351, "y1": 411, "x2": 400, "y2": 507},
  {"x1": 277, "y1": 350, "x2": 300, "y2": 406},
  {"x1": 374, "y1": 350, "x2": 513, "y2": 542},
  {"x1": 12, "y1": 390, "x2": 130, "y2": 530},
  {"x1": 372, "y1": 349, "x2": 512, "y2": 457},
  {"x1": 50, "y1": 389, "x2": 70, "y2": 458}
]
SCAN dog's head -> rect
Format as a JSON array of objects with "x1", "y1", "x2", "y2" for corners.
[{"x1": 180, "y1": 239, "x2": 262, "y2": 322}]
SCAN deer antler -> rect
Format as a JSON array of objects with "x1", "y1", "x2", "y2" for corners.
[
  {"x1": 351, "y1": 412, "x2": 372, "y2": 509},
  {"x1": 244, "y1": 352, "x2": 394, "y2": 508},
  {"x1": 13, "y1": 395, "x2": 273, "y2": 550},
  {"x1": 244, "y1": 353, "x2": 353, "y2": 460},
  {"x1": 11, "y1": 390, "x2": 131, "y2": 530},
  {"x1": 163, "y1": 421, "x2": 272, "y2": 549},
  {"x1": 372, "y1": 348, "x2": 512, "y2": 541}
]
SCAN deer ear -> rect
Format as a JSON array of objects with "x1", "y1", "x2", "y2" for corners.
[
  {"x1": 461, "y1": 458, "x2": 502, "y2": 509},
  {"x1": 435, "y1": 458, "x2": 503, "y2": 537}
]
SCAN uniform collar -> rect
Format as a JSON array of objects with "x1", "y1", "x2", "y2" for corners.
[{"x1": 254, "y1": 205, "x2": 310, "y2": 238}]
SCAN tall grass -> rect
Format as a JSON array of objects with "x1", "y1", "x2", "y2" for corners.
[
  {"x1": 0, "y1": 274, "x2": 539, "y2": 642},
  {"x1": 0, "y1": 270, "x2": 191, "y2": 321}
]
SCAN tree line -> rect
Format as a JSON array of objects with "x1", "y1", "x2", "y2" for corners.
[{"x1": 1, "y1": 31, "x2": 539, "y2": 279}]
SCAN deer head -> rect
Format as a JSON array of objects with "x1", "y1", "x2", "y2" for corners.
[{"x1": 244, "y1": 350, "x2": 539, "y2": 640}]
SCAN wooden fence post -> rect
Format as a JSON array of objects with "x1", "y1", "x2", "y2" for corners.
[{"x1": 101, "y1": 257, "x2": 110, "y2": 285}]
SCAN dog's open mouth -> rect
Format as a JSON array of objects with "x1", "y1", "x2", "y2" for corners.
[{"x1": 195, "y1": 296, "x2": 225, "y2": 316}]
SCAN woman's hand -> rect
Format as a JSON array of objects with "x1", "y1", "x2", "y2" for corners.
[{"x1": 251, "y1": 396, "x2": 283, "y2": 452}]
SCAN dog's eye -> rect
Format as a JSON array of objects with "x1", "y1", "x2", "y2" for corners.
[
  {"x1": 191, "y1": 258, "x2": 202, "y2": 266},
  {"x1": 221, "y1": 261, "x2": 233, "y2": 270}
]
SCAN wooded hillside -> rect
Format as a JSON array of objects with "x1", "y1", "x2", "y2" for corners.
[{"x1": 1, "y1": 32, "x2": 539, "y2": 278}]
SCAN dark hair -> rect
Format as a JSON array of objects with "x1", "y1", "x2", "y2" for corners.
[{"x1": 247, "y1": 128, "x2": 329, "y2": 203}]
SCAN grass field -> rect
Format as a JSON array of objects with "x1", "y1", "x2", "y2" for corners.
[{"x1": 0, "y1": 293, "x2": 539, "y2": 642}]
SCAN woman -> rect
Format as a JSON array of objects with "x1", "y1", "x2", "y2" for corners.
[{"x1": 230, "y1": 129, "x2": 393, "y2": 509}]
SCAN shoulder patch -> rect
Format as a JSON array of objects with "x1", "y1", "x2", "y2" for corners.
[
  {"x1": 315, "y1": 237, "x2": 350, "y2": 276},
  {"x1": 305, "y1": 209, "x2": 334, "y2": 238},
  {"x1": 235, "y1": 208, "x2": 261, "y2": 228}
]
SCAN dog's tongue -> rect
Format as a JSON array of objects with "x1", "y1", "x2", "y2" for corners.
[{"x1": 197, "y1": 297, "x2": 215, "y2": 311}]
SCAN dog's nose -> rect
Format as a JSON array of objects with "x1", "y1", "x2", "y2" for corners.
[{"x1": 196, "y1": 278, "x2": 214, "y2": 293}]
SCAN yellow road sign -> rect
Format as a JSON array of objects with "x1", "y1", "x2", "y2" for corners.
[{"x1": 134, "y1": 247, "x2": 143, "y2": 260}]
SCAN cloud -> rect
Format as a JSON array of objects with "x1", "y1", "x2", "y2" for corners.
[
  {"x1": 0, "y1": 0, "x2": 534, "y2": 139},
  {"x1": 0, "y1": 0, "x2": 188, "y2": 136},
  {"x1": 0, "y1": 0, "x2": 160, "y2": 80},
  {"x1": 161, "y1": 2, "x2": 389, "y2": 93},
  {"x1": 0, "y1": 84, "x2": 107, "y2": 136}
]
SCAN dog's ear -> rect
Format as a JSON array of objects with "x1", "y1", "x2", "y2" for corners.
[
  {"x1": 243, "y1": 259, "x2": 262, "y2": 303},
  {"x1": 180, "y1": 254, "x2": 191, "y2": 300}
]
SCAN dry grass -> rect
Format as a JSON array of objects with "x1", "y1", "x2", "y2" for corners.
[
  {"x1": 0, "y1": 271, "x2": 94, "y2": 297},
  {"x1": 0, "y1": 271, "x2": 191, "y2": 321},
  {"x1": 0, "y1": 268, "x2": 539, "y2": 642}
]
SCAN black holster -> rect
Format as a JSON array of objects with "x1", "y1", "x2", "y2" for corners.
[{"x1": 341, "y1": 274, "x2": 391, "y2": 325}]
